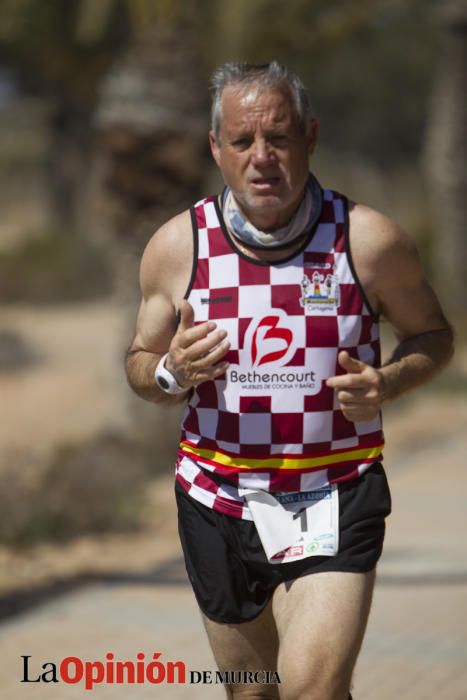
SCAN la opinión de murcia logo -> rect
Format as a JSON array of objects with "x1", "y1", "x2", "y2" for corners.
[
  {"x1": 21, "y1": 653, "x2": 184, "y2": 689},
  {"x1": 20, "y1": 654, "x2": 281, "y2": 690}
]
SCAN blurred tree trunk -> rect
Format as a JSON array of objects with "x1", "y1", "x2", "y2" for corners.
[
  {"x1": 424, "y1": 0, "x2": 467, "y2": 314},
  {"x1": 91, "y1": 23, "x2": 207, "y2": 292},
  {"x1": 83, "y1": 21, "x2": 209, "y2": 442},
  {"x1": 46, "y1": 97, "x2": 91, "y2": 231}
]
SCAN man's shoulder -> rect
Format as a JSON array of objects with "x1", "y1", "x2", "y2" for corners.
[
  {"x1": 347, "y1": 201, "x2": 422, "y2": 314},
  {"x1": 140, "y1": 208, "x2": 193, "y2": 298},
  {"x1": 145, "y1": 208, "x2": 192, "y2": 253},
  {"x1": 141, "y1": 193, "x2": 217, "y2": 257},
  {"x1": 348, "y1": 201, "x2": 417, "y2": 265}
]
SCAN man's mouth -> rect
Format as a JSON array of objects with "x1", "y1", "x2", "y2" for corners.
[{"x1": 249, "y1": 176, "x2": 281, "y2": 190}]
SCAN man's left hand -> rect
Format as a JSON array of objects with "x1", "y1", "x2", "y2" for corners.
[{"x1": 326, "y1": 350, "x2": 385, "y2": 423}]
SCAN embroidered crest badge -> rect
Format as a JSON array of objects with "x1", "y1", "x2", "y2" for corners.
[{"x1": 299, "y1": 269, "x2": 340, "y2": 313}]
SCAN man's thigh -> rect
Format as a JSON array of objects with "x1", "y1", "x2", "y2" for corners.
[
  {"x1": 202, "y1": 604, "x2": 280, "y2": 700},
  {"x1": 273, "y1": 569, "x2": 376, "y2": 700}
]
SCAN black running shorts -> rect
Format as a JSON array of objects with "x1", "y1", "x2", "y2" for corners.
[{"x1": 176, "y1": 462, "x2": 391, "y2": 624}]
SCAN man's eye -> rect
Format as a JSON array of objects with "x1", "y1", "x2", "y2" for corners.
[
  {"x1": 269, "y1": 135, "x2": 288, "y2": 146},
  {"x1": 232, "y1": 139, "x2": 250, "y2": 149}
]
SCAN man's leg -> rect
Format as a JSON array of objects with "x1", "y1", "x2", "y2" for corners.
[
  {"x1": 272, "y1": 569, "x2": 376, "y2": 700},
  {"x1": 201, "y1": 568, "x2": 369, "y2": 700},
  {"x1": 202, "y1": 602, "x2": 280, "y2": 700}
]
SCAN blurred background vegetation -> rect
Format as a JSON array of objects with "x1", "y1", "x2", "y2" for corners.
[{"x1": 0, "y1": 0, "x2": 465, "y2": 549}]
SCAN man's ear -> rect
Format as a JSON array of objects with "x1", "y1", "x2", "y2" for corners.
[
  {"x1": 307, "y1": 119, "x2": 319, "y2": 157},
  {"x1": 209, "y1": 130, "x2": 221, "y2": 167}
]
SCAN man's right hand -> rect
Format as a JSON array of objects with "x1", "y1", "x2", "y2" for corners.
[{"x1": 165, "y1": 299, "x2": 231, "y2": 388}]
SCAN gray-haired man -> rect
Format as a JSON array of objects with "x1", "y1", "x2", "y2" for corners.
[{"x1": 126, "y1": 62, "x2": 453, "y2": 699}]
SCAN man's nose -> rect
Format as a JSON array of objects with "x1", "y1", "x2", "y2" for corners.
[{"x1": 251, "y1": 138, "x2": 274, "y2": 166}]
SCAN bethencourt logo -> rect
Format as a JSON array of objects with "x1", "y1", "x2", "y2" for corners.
[
  {"x1": 246, "y1": 310, "x2": 296, "y2": 368},
  {"x1": 251, "y1": 315, "x2": 294, "y2": 367},
  {"x1": 230, "y1": 309, "x2": 317, "y2": 392}
]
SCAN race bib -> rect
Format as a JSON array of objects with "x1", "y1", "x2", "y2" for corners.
[{"x1": 239, "y1": 486, "x2": 339, "y2": 563}]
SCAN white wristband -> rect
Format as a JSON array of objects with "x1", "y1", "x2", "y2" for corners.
[{"x1": 154, "y1": 353, "x2": 187, "y2": 395}]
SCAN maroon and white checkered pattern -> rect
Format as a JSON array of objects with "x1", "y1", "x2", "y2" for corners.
[
  {"x1": 176, "y1": 451, "x2": 378, "y2": 521},
  {"x1": 176, "y1": 190, "x2": 384, "y2": 519}
]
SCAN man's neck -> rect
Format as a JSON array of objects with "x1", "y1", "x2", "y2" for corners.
[
  {"x1": 238, "y1": 199, "x2": 303, "y2": 232},
  {"x1": 223, "y1": 214, "x2": 310, "y2": 262}
]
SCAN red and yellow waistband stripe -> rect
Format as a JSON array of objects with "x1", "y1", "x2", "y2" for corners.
[{"x1": 178, "y1": 440, "x2": 384, "y2": 473}]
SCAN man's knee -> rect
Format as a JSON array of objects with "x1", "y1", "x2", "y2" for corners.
[
  {"x1": 278, "y1": 684, "x2": 350, "y2": 700},
  {"x1": 277, "y1": 658, "x2": 352, "y2": 700},
  {"x1": 227, "y1": 686, "x2": 280, "y2": 700}
]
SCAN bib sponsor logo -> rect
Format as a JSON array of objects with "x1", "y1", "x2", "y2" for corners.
[{"x1": 271, "y1": 545, "x2": 304, "y2": 560}]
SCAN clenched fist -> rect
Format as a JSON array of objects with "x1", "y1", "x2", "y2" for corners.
[
  {"x1": 326, "y1": 350, "x2": 386, "y2": 422},
  {"x1": 165, "y1": 299, "x2": 230, "y2": 388}
]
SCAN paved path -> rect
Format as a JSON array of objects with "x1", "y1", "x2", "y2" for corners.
[
  {"x1": 1, "y1": 432, "x2": 466, "y2": 699},
  {"x1": 355, "y1": 431, "x2": 467, "y2": 700}
]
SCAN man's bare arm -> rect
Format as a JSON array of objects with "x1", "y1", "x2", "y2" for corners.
[
  {"x1": 125, "y1": 212, "x2": 230, "y2": 404},
  {"x1": 327, "y1": 206, "x2": 454, "y2": 421},
  {"x1": 371, "y1": 209, "x2": 453, "y2": 398},
  {"x1": 125, "y1": 212, "x2": 191, "y2": 404},
  {"x1": 125, "y1": 293, "x2": 185, "y2": 405},
  {"x1": 379, "y1": 327, "x2": 453, "y2": 402}
]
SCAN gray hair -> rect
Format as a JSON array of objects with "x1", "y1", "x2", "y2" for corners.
[{"x1": 209, "y1": 61, "x2": 314, "y2": 142}]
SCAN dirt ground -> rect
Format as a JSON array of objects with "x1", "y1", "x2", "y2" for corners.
[{"x1": 0, "y1": 300, "x2": 465, "y2": 599}]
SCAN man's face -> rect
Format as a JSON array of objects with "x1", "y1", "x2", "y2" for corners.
[{"x1": 209, "y1": 85, "x2": 318, "y2": 230}]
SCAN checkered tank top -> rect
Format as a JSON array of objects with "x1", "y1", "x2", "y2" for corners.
[{"x1": 176, "y1": 186, "x2": 384, "y2": 520}]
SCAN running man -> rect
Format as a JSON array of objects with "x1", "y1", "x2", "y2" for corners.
[{"x1": 125, "y1": 62, "x2": 453, "y2": 700}]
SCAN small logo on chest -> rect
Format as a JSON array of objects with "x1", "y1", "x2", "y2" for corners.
[
  {"x1": 299, "y1": 270, "x2": 339, "y2": 313},
  {"x1": 200, "y1": 295, "x2": 233, "y2": 304}
]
